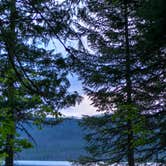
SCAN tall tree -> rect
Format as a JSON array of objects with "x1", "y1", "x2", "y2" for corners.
[
  {"x1": 134, "y1": 0, "x2": 166, "y2": 162},
  {"x1": 68, "y1": 0, "x2": 165, "y2": 165},
  {"x1": 0, "y1": 0, "x2": 81, "y2": 165}
]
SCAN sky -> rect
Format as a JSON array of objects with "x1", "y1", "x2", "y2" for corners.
[
  {"x1": 61, "y1": 94, "x2": 101, "y2": 118},
  {"x1": 47, "y1": 39, "x2": 101, "y2": 118},
  {"x1": 61, "y1": 73, "x2": 102, "y2": 118}
]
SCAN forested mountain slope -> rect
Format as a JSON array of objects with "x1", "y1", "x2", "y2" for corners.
[{"x1": 16, "y1": 118, "x2": 86, "y2": 161}]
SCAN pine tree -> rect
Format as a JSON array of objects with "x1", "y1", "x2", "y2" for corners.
[
  {"x1": 77, "y1": 111, "x2": 149, "y2": 166},
  {"x1": 134, "y1": 0, "x2": 166, "y2": 162},
  {"x1": 0, "y1": 0, "x2": 81, "y2": 165},
  {"x1": 69, "y1": 0, "x2": 165, "y2": 165}
]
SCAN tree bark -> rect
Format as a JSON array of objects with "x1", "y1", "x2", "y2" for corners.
[
  {"x1": 124, "y1": 0, "x2": 135, "y2": 166},
  {"x1": 5, "y1": 135, "x2": 14, "y2": 166},
  {"x1": 5, "y1": 71, "x2": 15, "y2": 166},
  {"x1": 5, "y1": 0, "x2": 17, "y2": 165}
]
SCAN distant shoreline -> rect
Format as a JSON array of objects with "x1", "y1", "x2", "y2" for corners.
[
  {"x1": 1, "y1": 160, "x2": 164, "y2": 166},
  {"x1": 2, "y1": 160, "x2": 71, "y2": 166}
]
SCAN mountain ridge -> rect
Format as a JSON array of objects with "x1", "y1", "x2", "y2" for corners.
[{"x1": 16, "y1": 118, "x2": 86, "y2": 161}]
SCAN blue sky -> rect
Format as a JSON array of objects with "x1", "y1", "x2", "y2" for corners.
[
  {"x1": 46, "y1": 39, "x2": 101, "y2": 117},
  {"x1": 61, "y1": 67, "x2": 102, "y2": 118}
]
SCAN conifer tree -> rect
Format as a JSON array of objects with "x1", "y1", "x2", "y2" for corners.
[
  {"x1": 0, "y1": 0, "x2": 81, "y2": 165},
  {"x1": 69, "y1": 0, "x2": 165, "y2": 165},
  {"x1": 134, "y1": 0, "x2": 166, "y2": 162}
]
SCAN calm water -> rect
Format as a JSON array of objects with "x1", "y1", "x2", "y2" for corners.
[{"x1": 1, "y1": 161, "x2": 164, "y2": 166}]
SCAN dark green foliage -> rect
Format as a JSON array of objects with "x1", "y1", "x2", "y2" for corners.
[
  {"x1": 68, "y1": 0, "x2": 166, "y2": 165},
  {"x1": 137, "y1": 0, "x2": 166, "y2": 51},
  {"x1": 0, "y1": 0, "x2": 81, "y2": 164},
  {"x1": 78, "y1": 113, "x2": 165, "y2": 166},
  {"x1": 136, "y1": 113, "x2": 166, "y2": 163}
]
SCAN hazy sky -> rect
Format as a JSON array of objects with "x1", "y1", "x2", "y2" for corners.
[
  {"x1": 47, "y1": 39, "x2": 100, "y2": 117},
  {"x1": 61, "y1": 95, "x2": 101, "y2": 118},
  {"x1": 61, "y1": 72, "x2": 102, "y2": 117}
]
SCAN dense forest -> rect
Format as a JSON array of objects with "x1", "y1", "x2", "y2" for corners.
[
  {"x1": 17, "y1": 118, "x2": 86, "y2": 161},
  {"x1": 0, "y1": 0, "x2": 165, "y2": 166}
]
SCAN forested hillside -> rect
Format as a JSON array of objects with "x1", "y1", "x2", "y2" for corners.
[
  {"x1": 16, "y1": 116, "x2": 165, "y2": 162},
  {"x1": 16, "y1": 119, "x2": 86, "y2": 161}
]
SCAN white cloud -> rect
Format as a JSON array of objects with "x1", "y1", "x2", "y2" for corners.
[{"x1": 61, "y1": 95, "x2": 102, "y2": 118}]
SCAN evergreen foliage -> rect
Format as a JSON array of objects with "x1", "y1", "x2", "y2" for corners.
[
  {"x1": 0, "y1": 0, "x2": 81, "y2": 165},
  {"x1": 69, "y1": 0, "x2": 166, "y2": 165}
]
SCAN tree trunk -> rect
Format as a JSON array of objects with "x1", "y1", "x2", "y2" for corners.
[
  {"x1": 5, "y1": 1, "x2": 16, "y2": 165},
  {"x1": 5, "y1": 135, "x2": 14, "y2": 166},
  {"x1": 124, "y1": 0, "x2": 135, "y2": 166},
  {"x1": 127, "y1": 120, "x2": 135, "y2": 166},
  {"x1": 5, "y1": 76, "x2": 15, "y2": 166}
]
